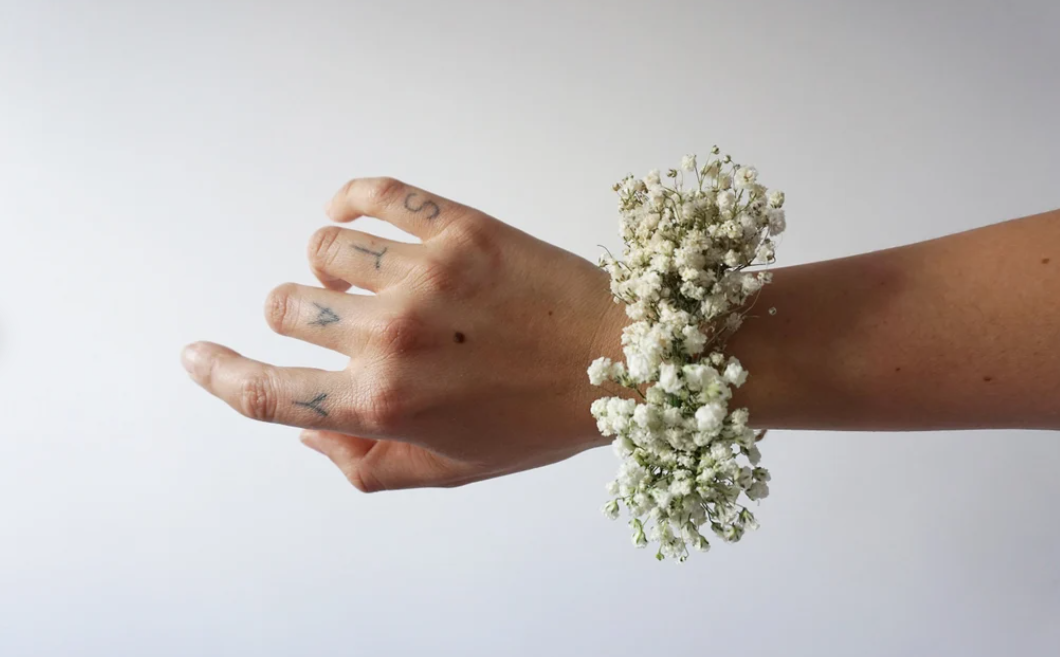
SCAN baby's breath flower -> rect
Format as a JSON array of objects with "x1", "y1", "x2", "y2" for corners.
[
  {"x1": 767, "y1": 208, "x2": 787, "y2": 234},
  {"x1": 587, "y1": 357, "x2": 614, "y2": 386},
  {"x1": 591, "y1": 150, "x2": 785, "y2": 560},
  {"x1": 734, "y1": 166, "x2": 758, "y2": 189},
  {"x1": 723, "y1": 360, "x2": 748, "y2": 387}
]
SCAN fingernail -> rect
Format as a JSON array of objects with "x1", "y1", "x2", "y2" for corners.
[
  {"x1": 324, "y1": 198, "x2": 334, "y2": 218},
  {"x1": 181, "y1": 342, "x2": 207, "y2": 379}
]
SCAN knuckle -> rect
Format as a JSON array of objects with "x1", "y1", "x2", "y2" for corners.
[
  {"x1": 371, "y1": 313, "x2": 424, "y2": 358},
  {"x1": 344, "y1": 465, "x2": 386, "y2": 494},
  {"x1": 446, "y1": 219, "x2": 502, "y2": 264},
  {"x1": 239, "y1": 371, "x2": 279, "y2": 422},
  {"x1": 359, "y1": 375, "x2": 406, "y2": 433},
  {"x1": 308, "y1": 226, "x2": 344, "y2": 270},
  {"x1": 368, "y1": 176, "x2": 404, "y2": 206},
  {"x1": 264, "y1": 283, "x2": 299, "y2": 334},
  {"x1": 412, "y1": 257, "x2": 461, "y2": 294}
]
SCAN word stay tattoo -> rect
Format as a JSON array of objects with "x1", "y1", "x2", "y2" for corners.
[
  {"x1": 352, "y1": 244, "x2": 388, "y2": 270},
  {"x1": 403, "y1": 192, "x2": 441, "y2": 220},
  {"x1": 294, "y1": 393, "x2": 329, "y2": 417},
  {"x1": 309, "y1": 303, "x2": 340, "y2": 327}
]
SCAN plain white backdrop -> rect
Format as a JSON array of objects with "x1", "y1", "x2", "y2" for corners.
[{"x1": 2, "y1": 1, "x2": 1059, "y2": 655}]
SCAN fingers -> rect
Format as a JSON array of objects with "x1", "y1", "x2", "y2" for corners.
[
  {"x1": 181, "y1": 341, "x2": 356, "y2": 431},
  {"x1": 264, "y1": 283, "x2": 375, "y2": 357},
  {"x1": 306, "y1": 226, "x2": 420, "y2": 293},
  {"x1": 325, "y1": 176, "x2": 481, "y2": 240},
  {"x1": 300, "y1": 430, "x2": 481, "y2": 492}
]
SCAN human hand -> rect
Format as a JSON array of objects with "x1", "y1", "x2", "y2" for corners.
[{"x1": 182, "y1": 177, "x2": 627, "y2": 491}]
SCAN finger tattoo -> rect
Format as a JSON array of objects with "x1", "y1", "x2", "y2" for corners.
[
  {"x1": 309, "y1": 303, "x2": 340, "y2": 327},
  {"x1": 352, "y1": 244, "x2": 388, "y2": 270},
  {"x1": 403, "y1": 192, "x2": 440, "y2": 220},
  {"x1": 294, "y1": 392, "x2": 329, "y2": 417}
]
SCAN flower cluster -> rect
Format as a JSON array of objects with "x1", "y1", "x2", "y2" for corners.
[{"x1": 590, "y1": 149, "x2": 784, "y2": 561}]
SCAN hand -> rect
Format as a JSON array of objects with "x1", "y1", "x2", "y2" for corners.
[{"x1": 182, "y1": 177, "x2": 627, "y2": 491}]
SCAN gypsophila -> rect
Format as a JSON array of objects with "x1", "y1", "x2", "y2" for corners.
[{"x1": 593, "y1": 150, "x2": 785, "y2": 561}]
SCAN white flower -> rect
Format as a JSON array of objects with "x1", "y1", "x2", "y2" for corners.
[
  {"x1": 645, "y1": 385, "x2": 666, "y2": 405},
  {"x1": 649, "y1": 253, "x2": 671, "y2": 273},
  {"x1": 650, "y1": 487, "x2": 673, "y2": 509},
  {"x1": 681, "y1": 325, "x2": 706, "y2": 355},
  {"x1": 741, "y1": 272, "x2": 765, "y2": 294},
  {"x1": 633, "y1": 403, "x2": 660, "y2": 429},
  {"x1": 745, "y1": 444, "x2": 762, "y2": 465},
  {"x1": 741, "y1": 510, "x2": 760, "y2": 532},
  {"x1": 720, "y1": 220, "x2": 741, "y2": 239},
  {"x1": 710, "y1": 441, "x2": 733, "y2": 463},
  {"x1": 588, "y1": 357, "x2": 613, "y2": 386},
  {"x1": 675, "y1": 246, "x2": 706, "y2": 270},
  {"x1": 632, "y1": 529, "x2": 648, "y2": 548},
  {"x1": 656, "y1": 362, "x2": 682, "y2": 394},
  {"x1": 737, "y1": 466, "x2": 754, "y2": 488},
  {"x1": 647, "y1": 186, "x2": 666, "y2": 208},
  {"x1": 632, "y1": 270, "x2": 663, "y2": 300},
  {"x1": 746, "y1": 480, "x2": 770, "y2": 501},
  {"x1": 599, "y1": 152, "x2": 782, "y2": 559},
  {"x1": 680, "y1": 281, "x2": 706, "y2": 300},
  {"x1": 669, "y1": 477, "x2": 693, "y2": 497},
  {"x1": 734, "y1": 166, "x2": 757, "y2": 190},
  {"x1": 767, "y1": 208, "x2": 786, "y2": 234},
  {"x1": 694, "y1": 402, "x2": 726, "y2": 432},
  {"x1": 626, "y1": 352, "x2": 653, "y2": 383},
  {"x1": 723, "y1": 361, "x2": 748, "y2": 387}
]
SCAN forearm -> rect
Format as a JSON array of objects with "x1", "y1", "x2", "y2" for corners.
[{"x1": 728, "y1": 209, "x2": 1060, "y2": 431}]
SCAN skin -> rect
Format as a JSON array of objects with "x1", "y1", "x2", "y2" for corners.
[
  {"x1": 182, "y1": 177, "x2": 629, "y2": 491},
  {"x1": 181, "y1": 178, "x2": 1060, "y2": 491},
  {"x1": 728, "y1": 207, "x2": 1060, "y2": 431}
]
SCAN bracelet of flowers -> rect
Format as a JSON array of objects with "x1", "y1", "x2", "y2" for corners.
[{"x1": 589, "y1": 147, "x2": 785, "y2": 561}]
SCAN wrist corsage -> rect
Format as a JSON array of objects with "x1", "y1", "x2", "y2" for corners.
[{"x1": 589, "y1": 148, "x2": 785, "y2": 561}]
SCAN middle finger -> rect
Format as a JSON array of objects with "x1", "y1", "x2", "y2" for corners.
[{"x1": 308, "y1": 226, "x2": 420, "y2": 293}]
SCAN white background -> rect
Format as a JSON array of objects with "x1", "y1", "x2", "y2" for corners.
[{"x1": 2, "y1": 1, "x2": 1059, "y2": 655}]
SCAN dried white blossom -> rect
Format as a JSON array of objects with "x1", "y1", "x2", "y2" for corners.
[{"x1": 590, "y1": 150, "x2": 786, "y2": 561}]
